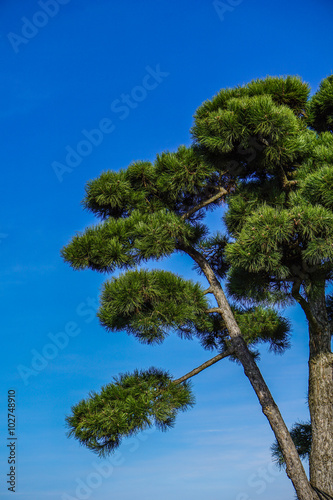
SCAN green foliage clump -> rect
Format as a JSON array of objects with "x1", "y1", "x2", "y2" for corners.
[
  {"x1": 193, "y1": 94, "x2": 306, "y2": 171},
  {"x1": 234, "y1": 306, "x2": 290, "y2": 354},
  {"x1": 307, "y1": 75, "x2": 333, "y2": 133},
  {"x1": 194, "y1": 76, "x2": 310, "y2": 120},
  {"x1": 226, "y1": 266, "x2": 292, "y2": 306},
  {"x1": 195, "y1": 233, "x2": 230, "y2": 280},
  {"x1": 81, "y1": 146, "x2": 226, "y2": 222},
  {"x1": 98, "y1": 269, "x2": 211, "y2": 344},
  {"x1": 83, "y1": 162, "x2": 161, "y2": 219},
  {"x1": 197, "y1": 304, "x2": 291, "y2": 355},
  {"x1": 66, "y1": 368, "x2": 194, "y2": 457},
  {"x1": 61, "y1": 210, "x2": 206, "y2": 273},
  {"x1": 192, "y1": 76, "x2": 310, "y2": 183},
  {"x1": 155, "y1": 145, "x2": 217, "y2": 207},
  {"x1": 271, "y1": 422, "x2": 311, "y2": 467},
  {"x1": 227, "y1": 201, "x2": 333, "y2": 271}
]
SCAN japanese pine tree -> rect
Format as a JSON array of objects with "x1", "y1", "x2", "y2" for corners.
[
  {"x1": 192, "y1": 74, "x2": 333, "y2": 497},
  {"x1": 62, "y1": 74, "x2": 333, "y2": 500}
]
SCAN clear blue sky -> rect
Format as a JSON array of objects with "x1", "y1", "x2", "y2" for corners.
[{"x1": 0, "y1": 1, "x2": 332, "y2": 499}]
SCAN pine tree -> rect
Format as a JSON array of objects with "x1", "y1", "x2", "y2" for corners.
[
  {"x1": 62, "y1": 75, "x2": 333, "y2": 500},
  {"x1": 192, "y1": 74, "x2": 333, "y2": 497}
]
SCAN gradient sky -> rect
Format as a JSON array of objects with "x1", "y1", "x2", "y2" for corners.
[{"x1": 1, "y1": 1, "x2": 333, "y2": 499}]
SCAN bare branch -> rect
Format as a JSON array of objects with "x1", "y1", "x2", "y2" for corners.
[
  {"x1": 278, "y1": 165, "x2": 298, "y2": 191},
  {"x1": 173, "y1": 349, "x2": 232, "y2": 385},
  {"x1": 181, "y1": 187, "x2": 227, "y2": 220}
]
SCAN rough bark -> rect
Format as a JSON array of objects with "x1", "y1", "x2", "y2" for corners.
[
  {"x1": 306, "y1": 286, "x2": 333, "y2": 496},
  {"x1": 182, "y1": 244, "x2": 316, "y2": 500}
]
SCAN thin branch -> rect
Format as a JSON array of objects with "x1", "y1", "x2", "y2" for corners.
[
  {"x1": 203, "y1": 286, "x2": 214, "y2": 295},
  {"x1": 205, "y1": 307, "x2": 222, "y2": 313},
  {"x1": 173, "y1": 349, "x2": 232, "y2": 385},
  {"x1": 181, "y1": 187, "x2": 227, "y2": 220}
]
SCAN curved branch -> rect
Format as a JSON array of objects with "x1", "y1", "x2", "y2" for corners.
[
  {"x1": 173, "y1": 349, "x2": 232, "y2": 385},
  {"x1": 291, "y1": 281, "x2": 319, "y2": 331}
]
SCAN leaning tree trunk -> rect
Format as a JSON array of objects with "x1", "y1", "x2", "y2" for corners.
[
  {"x1": 184, "y1": 245, "x2": 317, "y2": 500},
  {"x1": 306, "y1": 286, "x2": 333, "y2": 497}
]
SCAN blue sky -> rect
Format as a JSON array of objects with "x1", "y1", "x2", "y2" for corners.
[{"x1": 0, "y1": 0, "x2": 332, "y2": 499}]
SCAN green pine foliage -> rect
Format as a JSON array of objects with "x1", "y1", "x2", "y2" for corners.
[
  {"x1": 61, "y1": 209, "x2": 206, "y2": 273},
  {"x1": 82, "y1": 146, "x2": 224, "y2": 221},
  {"x1": 225, "y1": 201, "x2": 333, "y2": 276},
  {"x1": 226, "y1": 267, "x2": 293, "y2": 306},
  {"x1": 66, "y1": 368, "x2": 194, "y2": 457},
  {"x1": 192, "y1": 76, "x2": 310, "y2": 180},
  {"x1": 271, "y1": 422, "x2": 312, "y2": 467},
  {"x1": 98, "y1": 269, "x2": 212, "y2": 344},
  {"x1": 233, "y1": 306, "x2": 290, "y2": 354},
  {"x1": 197, "y1": 305, "x2": 291, "y2": 356},
  {"x1": 193, "y1": 94, "x2": 307, "y2": 173},
  {"x1": 195, "y1": 233, "x2": 230, "y2": 279},
  {"x1": 307, "y1": 75, "x2": 333, "y2": 133},
  {"x1": 155, "y1": 146, "x2": 218, "y2": 208},
  {"x1": 97, "y1": 268, "x2": 291, "y2": 352},
  {"x1": 194, "y1": 76, "x2": 310, "y2": 121}
]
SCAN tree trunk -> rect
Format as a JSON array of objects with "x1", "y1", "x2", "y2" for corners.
[
  {"x1": 214, "y1": 297, "x2": 315, "y2": 500},
  {"x1": 307, "y1": 286, "x2": 333, "y2": 497},
  {"x1": 184, "y1": 246, "x2": 316, "y2": 500}
]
